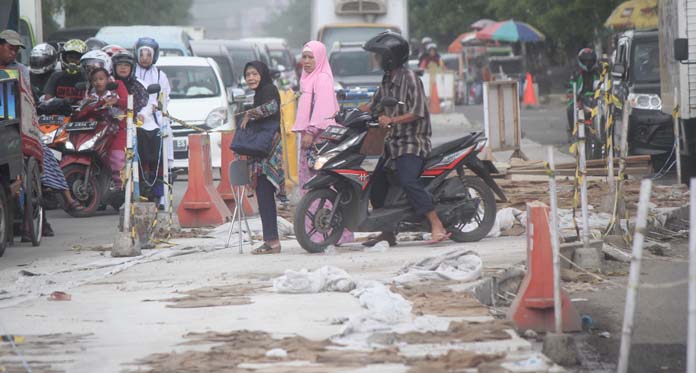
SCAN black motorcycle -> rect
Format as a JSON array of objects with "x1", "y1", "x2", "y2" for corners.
[{"x1": 293, "y1": 97, "x2": 506, "y2": 253}]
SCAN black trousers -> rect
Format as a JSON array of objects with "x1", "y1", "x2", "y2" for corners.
[
  {"x1": 370, "y1": 154, "x2": 434, "y2": 216},
  {"x1": 256, "y1": 174, "x2": 278, "y2": 241}
]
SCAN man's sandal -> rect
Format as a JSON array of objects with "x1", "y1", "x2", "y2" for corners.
[{"x1": 251, "y1": 243, "x2": 281, "y2": 255}]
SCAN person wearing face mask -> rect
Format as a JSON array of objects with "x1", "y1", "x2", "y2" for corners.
[
  {"x1": 238, "y1": 61, "x2": 285, "y2": 255},
  {"x1": 291, "y1": 40, "x2": 354, "y2": 246},
  {"x1": 134, "y1": 37, "x2": 171, "y2": 203}
]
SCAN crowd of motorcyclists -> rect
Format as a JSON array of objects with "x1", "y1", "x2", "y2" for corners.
[{"x1": 1, "y1": 30, "x2": 174, "y2": 239}]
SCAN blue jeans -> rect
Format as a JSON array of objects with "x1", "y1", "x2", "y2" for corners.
[{"x1": 370, "y1": 154, "x2": 434, "y2": 216}]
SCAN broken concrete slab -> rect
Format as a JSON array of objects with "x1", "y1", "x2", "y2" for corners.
[
  {"x1": 602, "y1": 244, "x2": 632, "y2": 263},
  {"x1": 111, "y1": 231, "x2": 141, "y2": 257},
  {"x1": 542, "y1": 333, "x2": 579, "y2": 366}
]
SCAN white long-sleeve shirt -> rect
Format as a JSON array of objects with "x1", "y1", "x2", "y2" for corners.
[{"x1": 135, "y1": 65, "x2": 170, "y2": 132}]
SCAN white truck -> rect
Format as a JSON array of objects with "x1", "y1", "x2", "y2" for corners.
[
  {"x1": 311, "y1": 0, "x2": 408, "y2": 51},
  {"x1": 659, "y1": 0, "x2": 696, "y2": 180},
  {"x1": 1, "y1": 0, "x2": 43, "y2": 65}
]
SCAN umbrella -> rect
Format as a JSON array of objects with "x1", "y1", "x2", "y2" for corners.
[
  {"x1": 477, "y1": 20, "x2": 545, "y2": 43},
  {"x1": 447, "y1": 31, "x2": 479, "y2": 53},
  {"x1": 470, "y1": 19, "x2": 495, "y2": 31},
  {"x1": 604, "y1": 0, "x2": 658, "y2": 31}
]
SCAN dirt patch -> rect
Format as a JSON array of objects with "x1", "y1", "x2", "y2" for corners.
[
  {"x1": 145, "y1": 284, "x2": 266, "y2": 308},
  {"x1": 408, "y1": 350, "x2": 505, "y2": 372},
  {"x1": 497, "y1": 179, "x2": 688, "y2": 212},
  {"x1": 0, "y1": 333, "x2": 93, "y2": 373},
  {"x1": 153, "y1": 228, "x2": 212, "y2": 240},
  {"x1": 372, "y1": 320, "x2": 513, "y2": 346},
  {"x1": 130, "y1": 330, "x2": 404, "y2": 372},
  {"x1": 392, "y1": 283, "x2": 490, "y2": 317}
]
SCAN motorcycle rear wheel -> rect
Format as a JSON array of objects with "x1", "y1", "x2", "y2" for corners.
[
  {"x1": 24, "y1": 157, "x2": 43, "y2": 246},
  {"x1": 294, "y1": 188, "x2": 345, "y2": 253},
  {"x1": 63, "y1": 164, "x2": 101, "y2": 217},
  {"x1": 448, "y1": 176, "x2": 496, "y2": 243}
]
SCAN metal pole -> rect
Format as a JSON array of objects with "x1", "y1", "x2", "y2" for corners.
[
  {"x1": 123, "y1": 95, "x2": 134, "y2": 232},
  {"x1": 547, "y1": 146, "x2": 562, "y2": 334},
  {"x1": 573, "y1": 82, "x2": 578, "y2": 142},
  {"x1": 607, "y1": 80, "x2": 615, "y2": 189},
  {"x1": 617, "y1": 178, "x2": 653, "y2": 373},
  {"x1": 687, "y1": 178, "x2": 696, "y2": 373},
  {"x1": 675, "y1": 88, "x2": 683, "y2": 184},
  {"x1": 161, "y1": 92, "x2": 170, "y2": 211},
  {"x1": 577, "y1": 98, "x2": 590, "y2": 249}
]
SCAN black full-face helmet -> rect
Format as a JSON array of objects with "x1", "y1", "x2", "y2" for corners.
[{"x1": 363, "y1": 30, "x2": 410, "y2": 72}]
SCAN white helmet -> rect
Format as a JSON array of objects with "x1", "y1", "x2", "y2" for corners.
[{"x1": 80, "y1": 50, "x2": 112, "y2": 77}]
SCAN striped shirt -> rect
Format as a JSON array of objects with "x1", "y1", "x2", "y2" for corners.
[{"x1": 370, "y1": 67, "x2": 432, "y2": 159}]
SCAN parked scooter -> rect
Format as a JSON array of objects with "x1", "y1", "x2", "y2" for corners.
[
  {"x1": 578, "y1": 95, "x2": 606, "y2": 160},
  {"x1": 293, "y1": 97, "x2": 506, "y2": 253}
]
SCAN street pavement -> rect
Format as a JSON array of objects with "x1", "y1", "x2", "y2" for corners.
[{"x1": 0, "y1": 101, "x2": 688, "y2": 372}]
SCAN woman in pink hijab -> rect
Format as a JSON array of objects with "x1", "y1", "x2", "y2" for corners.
[{"x1": 293, "y1": 40, "x2": 353, "y2": 245}]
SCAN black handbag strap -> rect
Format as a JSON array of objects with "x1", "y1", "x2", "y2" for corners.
[{"x1": 309, "y1": 89, "x2": 315, "y2": 122}]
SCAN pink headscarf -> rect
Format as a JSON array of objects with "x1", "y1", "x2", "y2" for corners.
[{"x1": 292, "y1": 41, "x2": 339, "y2": 133}]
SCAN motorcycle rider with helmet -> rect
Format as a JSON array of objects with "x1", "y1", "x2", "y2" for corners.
[
  {"x1": 29, "y1": 43, "x2": 58, "y2": 101},
  {"x1": 358, "y1": 30, "x2": 450, "y2": 247},
  {"x1": 566, "y1": 47, "x2": 601, "y2": 136},
  {"x1": 134, "y1": 37, "x2": 171, "y2": 203},
  {"x1": 102, "y1": 44, "x2": 127, "y2": 58},
  {"x1": 43, "y1": 39, "x2": 88, "y2": 102}
]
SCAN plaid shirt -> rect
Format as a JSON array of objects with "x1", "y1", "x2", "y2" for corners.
[{"x1": 370, "y1": 67, "x2": 432, "y2": 159}]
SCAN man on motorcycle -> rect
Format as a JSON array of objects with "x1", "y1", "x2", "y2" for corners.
[
  {"x1": 29, "y1": 43, "x2": 58, "y2": 101},
  {"x1": 566, "y1": 48, "x2": 600, "y2": 136},
  {"x1": 134, "y1": 37, "x2": 171, "y2": 203},
  {"x1": 358, "y1": 31, "x2": 449, "y2": 246},
  {"x1": 43, "y1": 39, "x2": 88, "y2": 103}
]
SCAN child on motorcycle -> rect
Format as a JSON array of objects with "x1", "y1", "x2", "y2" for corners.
[{"x1": 80, "y1": 51, "x2": 128, "y2": 189}]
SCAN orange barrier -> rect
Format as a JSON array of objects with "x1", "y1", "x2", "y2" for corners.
[
  {"x1": 429, "y1": 81, "x2": 442, "y2": 114},
  {"x1": 177, "y1": 134, "x2": 232, "y2": 227},
  {"x1": 522, "y1": 72, "x2": 539, "y2": 107},
  {"x1": 217, "y1": 132, "x2": 257, "y2": 216},
  {"x1": 509, "y1": 201, "x2": 582, "y2": 332}
]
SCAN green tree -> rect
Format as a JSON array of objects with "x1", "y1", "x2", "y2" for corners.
[
  {"x1": 60, "y1": 0, "x2": 193, "y2": 28},
  {"x1": 409, "y1": 0, "x2": 495, "y2": 47},
  {"x1": 261, "y1": 0, "x2": 311, "y2": 49},
  {"x1": 487, "y1": 0, "x2": 622, "y2": 58}
]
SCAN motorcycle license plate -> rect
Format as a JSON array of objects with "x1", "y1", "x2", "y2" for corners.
[
  {"x1": 65, "y1": 121, "x2": 97, "y2": 132},
  {"x1": 174, "y1": 137, "x2": 188, "y2": 151},
  {"x1": 38, "y1": 115, "x2": 67, "y2": 125}
]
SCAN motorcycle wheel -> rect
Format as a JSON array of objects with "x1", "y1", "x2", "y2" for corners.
[
  {"x1": 448, "y1": 176, "x2": 496, "y2": 243},
  {"x1": 0, "y1": 184, "x2": 9, "y2": 256},
  {"x1": 293, "y1": 188, "x2": 345, "y2": 253},
  {"x1": 24, "y1": 157, "x2": 43, "y2": 246},
  {"x1": 63, "y1": 164, "x2": 101, "y2": 217}
]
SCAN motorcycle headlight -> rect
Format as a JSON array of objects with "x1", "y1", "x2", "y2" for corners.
[
  {"x1": 41, "y1": 130, "x2": 57, "y2": 144},
  {"x1": 78, "y1": 127, "x2": 108, "y2": 152},
  {"x1": 628, "y1": 93, "x2": 662, "y2": 111},
  {"x1": 313, "y1": 154, "x2": 334, "y2": 170},
  {"x1": 205, "y1": 107, "x2": 228, "y2": 129},
  {"x1": 64, "y1": 140, "x2": 75, "y2": 151}
]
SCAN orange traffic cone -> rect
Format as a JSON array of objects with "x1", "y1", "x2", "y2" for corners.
[
  {"x1": 429, "y1": 81, "x2": 442, "y2": 114},
  {"x1": 522, "y1": 72, "x2": 539, "y2": 108}
]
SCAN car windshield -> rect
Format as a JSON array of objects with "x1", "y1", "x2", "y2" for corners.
[
  {"x1": 161, "y1": 49, "x2": 185, "y2": 56},
  {"x1": 159, "y1": 65, "x2": 220, "y2": 99},
  {"x1": 227, "y1": 48, "x2": 256, "y2": 79},
  {"x1": 330, "y1": 50, "x2": 382, "y2": 77},
  {"x1": 210, "y1": 56, "x2": 235, "y2": 87},
  {"x1": 270, "y1": 50, "x2": 291, "y2": 68},
  {"x1": 322, "y1": 26, "x2": 399, "y2": 52},
  {"x1": 631, "y1": 40, "x2": 659, "y2": 83}
]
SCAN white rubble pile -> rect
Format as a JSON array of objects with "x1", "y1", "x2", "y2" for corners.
[
  {"x1": 489, "y1": 207, "x2": 527, "y2": 237},
  {"x1": 272, "y1": 266, "x2": 356, "y2": 293},
  {"x1": 392, "y1": 249, "x2": 483, "y2": 284},
  {"x1": 340, "y1": 281, "x2": 413, "y2": 335}
]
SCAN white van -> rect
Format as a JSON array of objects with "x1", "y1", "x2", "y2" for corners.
[{"x1": 156, "y1": 56, "x2": 236, "y2": 172}]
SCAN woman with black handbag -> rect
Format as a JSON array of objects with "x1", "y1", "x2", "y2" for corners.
[{"x1": 234, "y1": 61, "x2": 284, "y2": 254}]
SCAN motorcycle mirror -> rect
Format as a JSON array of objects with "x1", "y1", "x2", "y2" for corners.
[
  {"x1": 106, "y1": 82, "x2": 119, "y2": 91},
  {"x1": 147, "y1": 84, "x2": 162, "y2": 94},
  {"x1": 381, "y1": 97, "x2": 400, "y2": 107}
]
